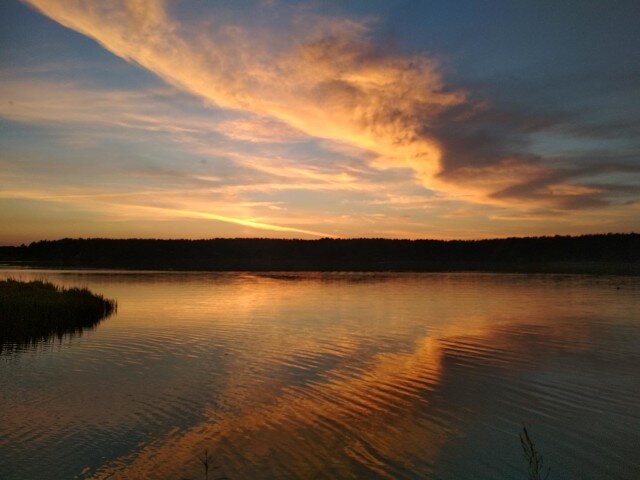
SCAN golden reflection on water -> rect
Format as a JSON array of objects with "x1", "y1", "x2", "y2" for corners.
[
  {"x1": 91, "y1": 336, "x2": 444, "y2": 479},
  {"x1": 1, "y1": 271, "x2": 639, "y2": 480}
]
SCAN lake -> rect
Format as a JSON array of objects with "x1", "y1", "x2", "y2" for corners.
[{"x1": 0, "y1": 269, "x2": 639, "y2": 479}]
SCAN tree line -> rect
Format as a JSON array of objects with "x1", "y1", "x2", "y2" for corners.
[{"x1": 0, "y1": 233, "x2": 638, "y2": 274}]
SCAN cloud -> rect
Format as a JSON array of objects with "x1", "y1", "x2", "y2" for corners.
[
  {"x1": 490, "y1": 163, "x2": 640, "y2": 210},
  {"x1": 214, "y1": 117, "x2": 308, "y2": 143},
  {"x1": 0, "y1": 78, "x2": 400, "y2": 192},
  {"x1": 16, "y1": 0, "x2": 640, "y2": 219},
  {"x1": 0, "y1": 79, "x2": 225, "y2": 137},
  {"x1": 0, "y1": 183, "x2": 335, "y2": 237},
  {"x1": 20, "y1": 1, "x2": 459, "y2": 191}
]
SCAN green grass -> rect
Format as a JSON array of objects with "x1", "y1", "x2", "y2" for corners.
[{"x1": 0, "y1": 278, "x2": 116, "y2": 347}]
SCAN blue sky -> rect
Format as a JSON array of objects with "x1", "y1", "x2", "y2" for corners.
[{"x1": 1, "y1": 0, "x2": 638, "y2": 243}]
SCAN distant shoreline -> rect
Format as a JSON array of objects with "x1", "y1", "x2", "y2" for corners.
[
  {"x1": 0, "y1": 233, "x2": 640, "y2": 275},
  {"x1": 1, "y1": 234, "x2": 638, "y2": 275}
]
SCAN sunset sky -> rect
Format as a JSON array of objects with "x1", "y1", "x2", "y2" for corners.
[{"x1": 1, "y1": 0, "x2": 639, "y2": 244}]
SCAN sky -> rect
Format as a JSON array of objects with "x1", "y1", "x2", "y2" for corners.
[{"x1": 1, "y1": 0, "x2": 639, "y2": 244}]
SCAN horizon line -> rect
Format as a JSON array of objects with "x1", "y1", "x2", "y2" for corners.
[{"x1": 1, "y1": 231, "x2": 638, "y2": 247}]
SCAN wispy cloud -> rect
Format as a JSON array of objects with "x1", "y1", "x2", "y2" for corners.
[{"x1": 0, "y1": 184, "x2": 334, "y2": 237}]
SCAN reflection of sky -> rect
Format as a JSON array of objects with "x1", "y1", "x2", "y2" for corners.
[
  {"x1": 1, "y1": 270, "x2": 639, "y2": 479},
  {"x1": 1, "y1": 1, "x2": 639, "y2": 243}
]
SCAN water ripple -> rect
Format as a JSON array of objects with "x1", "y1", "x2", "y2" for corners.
[{"x1": 1, "y1": 270, "x2": 639, "y2": 479}]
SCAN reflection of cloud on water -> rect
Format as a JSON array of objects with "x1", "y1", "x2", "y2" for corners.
[
  {"x1": 90, "y1": 307, "x2": 640, "y2": 479},
  {"x1": 89, "y1": 336, "x2": 445, "y2": 479}
]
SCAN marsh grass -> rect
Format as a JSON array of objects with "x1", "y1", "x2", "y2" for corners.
[{"x1": 0, "y1": 278, "x2": 116, "y2": 348}]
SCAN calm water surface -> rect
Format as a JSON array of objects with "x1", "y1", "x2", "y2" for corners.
[{"x1": 0, "y1": 269, "x2": 639, "y2": 479}]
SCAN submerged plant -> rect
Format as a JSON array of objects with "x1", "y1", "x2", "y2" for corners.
[
  {"x1": 180, "y1": 449, "x2": 229, "y2": 480},
  {"x1": 520, "y1": 424, "x2": 550, "y2": 480}
]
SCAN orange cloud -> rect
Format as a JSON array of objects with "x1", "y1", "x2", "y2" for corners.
[
  {"x1": 22, "y1": 0, "x2": 463, "y2": 193},
  {"x1": 215, "y1": 117, "x2": 308, "y2": 143},
  {"x1": 88, "y1": 335, "x2": 445, "y2": 479}
]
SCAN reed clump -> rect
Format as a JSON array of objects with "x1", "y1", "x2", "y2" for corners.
[{"x1": 0, "y1": 278, "x2": 116, "y2": 345}]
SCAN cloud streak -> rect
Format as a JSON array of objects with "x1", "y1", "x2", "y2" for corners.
[{"x1": 0, "y1": 182, "x2": 335, "y2": 237}]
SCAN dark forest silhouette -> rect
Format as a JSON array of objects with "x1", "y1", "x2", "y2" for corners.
[{"x1": 1, "y1": 234, "x2": 638, "y2": 274}]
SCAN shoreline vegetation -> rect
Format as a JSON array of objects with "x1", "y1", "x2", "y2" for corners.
[
  {"x1": 0, "y1": 234, "x2": 638, "y2": 274},
  {"x1": 0, "y1": 279, "x2": 116, "y2": 348}
]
